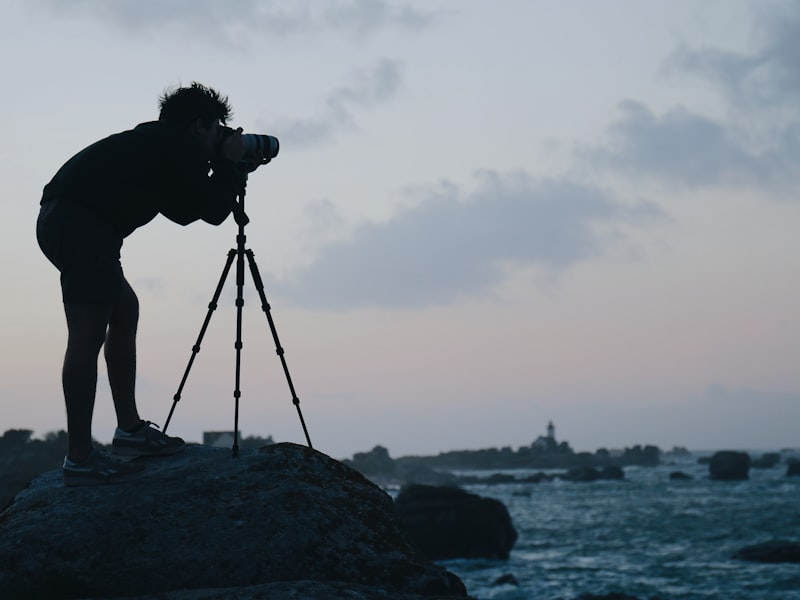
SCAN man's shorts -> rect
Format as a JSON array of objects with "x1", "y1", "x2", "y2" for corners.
[{"x1": 36, "y1": 198, "x2": 125, "y2": 304}]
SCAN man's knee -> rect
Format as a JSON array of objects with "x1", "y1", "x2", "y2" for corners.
[
  {"x1": 64, "y1": 303, "x2": 112, "y2": 352},
  {"x1": 110, "y1": 282, "x2": 139, "y2": 329}
]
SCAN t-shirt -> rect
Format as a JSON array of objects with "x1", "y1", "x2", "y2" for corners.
[{"x1": 41, "y1": 121, "x2": 240, "y2": 237}]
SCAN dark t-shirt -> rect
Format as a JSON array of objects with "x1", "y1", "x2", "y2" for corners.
[{"x1": 41, "y1": 121, "x2": 240, "y2": 237}]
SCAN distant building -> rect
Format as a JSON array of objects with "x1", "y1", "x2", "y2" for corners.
[
  {"x1": 203, "y1": 431, "x2": 275, "y2": 449},
  {"x1": 203, "y1": 431, "x2": 236, "y2": 448},
  {"x1": 531, "y1": 421, "x2": 572, "y2": 455}
]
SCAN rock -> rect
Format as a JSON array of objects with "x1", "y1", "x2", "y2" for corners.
[
  {"x1": 492, "y1": 573, "x2": 519, "y2": 587},
  {"x1": 786, "y1": 459, "x2": 800, "y2": 477},
  {"x1": 0, "y1": 443, "x2": 467, "y2": 599},
  {"x1": 394, "y1": 484, "x2": 517, "y2": 560},
  {"x1": 669, "y1": 471, "x2": 692, "y2": 480},
  {"x1": 751, "y1": 452, "x2": 780, "y2": 469},
  {"x1": 708, "y1": 450, "x2": 750, "y2": 480},
  {"x1": 600, "y1": 465, "x2": 625, "y2": 480},
  {"x1": 562, "y1": 466, "x2": 624, "y2": 482},
  {"x1": 733, "y1": 540, "x2": 800, "y2": 563},
  {"x1": 396, "y1": 463, "x2": 459, "y2": 487},
  {"x1": 343, "y1": 444, "x2": 397, "y2": 476},
  {"x1": 563, "y1": 466, "x2": 601, "y2": 482},
  {"x1": 344, "y1": 446, "x2": 457, "y2": 487}
]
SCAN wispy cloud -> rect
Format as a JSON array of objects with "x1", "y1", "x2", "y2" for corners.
[
  {"x1": 583, "y1": 4, "x2": 800, "y2": 194},
  {"x1": 42, "y1": 0, "x2": 437, "y2": 43},
  {"x1": 271, "y1": 59, "x2": 403, "y2": 147},
  {"x1": 272, "y1": 170, "x2": 667, "y2": 310},
  {"x1": 666, "y1": 3, "x2": 800, "y2": 111},
  {"x1": 579, "y1": 100, "x2": 790, "y2": 188}
]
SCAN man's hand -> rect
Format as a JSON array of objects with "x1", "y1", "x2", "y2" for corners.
[{"x1": 218, "y1": 127, "x2": 245, "y2": 163}]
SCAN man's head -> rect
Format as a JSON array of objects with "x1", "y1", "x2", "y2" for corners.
[
  {"x1": 159, "y1": 82, "x2": 232, "y2": 127},
  {"x1": 159, "y1": 83, "x2": 233, "y2": 159}
]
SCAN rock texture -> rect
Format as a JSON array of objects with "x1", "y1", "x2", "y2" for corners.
[
  {"x1": 708, "y1": 450, "x2": 750, "y2": 480},
  {"x1": 394, "y1": 484, "x2": 517, "y2": 561},
  {"x1": 0, "y1": 443, "x2": 468, "y2": 599}
]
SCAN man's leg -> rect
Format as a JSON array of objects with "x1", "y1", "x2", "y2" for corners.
[
  {"x1": 63, "y1": 303, "x2": 112, "y2": 463},
  {"x1": 105, "y1": 277, "x2": 141, "y2": 431}
]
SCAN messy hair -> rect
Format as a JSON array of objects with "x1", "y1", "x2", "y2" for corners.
[{"x1": 158, "y1": 82, "x2": 233, "y2": 127}]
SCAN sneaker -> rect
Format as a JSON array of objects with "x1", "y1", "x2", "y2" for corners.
[
  {"x1": 112, "y1": 420, "x2": 185, "y2": 457},
  {"x1": 63, "y1": 448, "x2": 145, "y2": 487}
]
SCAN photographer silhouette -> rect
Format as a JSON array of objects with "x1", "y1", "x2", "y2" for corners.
[{"x1": 37, "y1": 83, "x2": 268, "y2": 486}]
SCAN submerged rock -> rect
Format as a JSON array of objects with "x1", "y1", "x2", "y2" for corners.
[
  {"x1": 394, "y1": 484, "x2": 517, "y2": 560},
  {"x1": 0, "y1": 443, "x2": 467, "y2": 599}
]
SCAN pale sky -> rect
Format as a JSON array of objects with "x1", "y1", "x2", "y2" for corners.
[{"x1": 2, "y1": 0, "x2": 798, "y2": 459}]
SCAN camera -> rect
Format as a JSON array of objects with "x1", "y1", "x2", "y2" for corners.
[{"x1": 242, "y1": 133, "x2": 279, "y2": 163}]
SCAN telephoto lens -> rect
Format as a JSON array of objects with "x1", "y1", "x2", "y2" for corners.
[{"x1": 242, "y1": 134, "x2": 279, "y2": 163}]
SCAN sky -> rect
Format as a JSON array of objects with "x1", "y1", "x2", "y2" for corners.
[{"x1": 2, "y1": 0, "x2": 798, "y2": 460}]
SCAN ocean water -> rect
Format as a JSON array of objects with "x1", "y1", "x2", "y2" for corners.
[{"x1": 428, "y1": 455, "x2": 800, "y2": 600}]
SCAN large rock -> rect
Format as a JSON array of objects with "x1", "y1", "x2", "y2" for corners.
[
  {"x1": 733, "y1": 540, "x2": 800, "y2": 563},
  {"x1": 394, "y1": 484, "x2": 517, "y2": 560},
  {"x1": 708, "y1": 450, "x2": 750, "y2": 480},
  {"x1": 0, "y1": 443, "x2": 467, "y2": 599},
  {"x1": 786, "y1": 458, "x2": 800, "y2": 477}
]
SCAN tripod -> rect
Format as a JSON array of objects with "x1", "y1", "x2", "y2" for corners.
[{"x1": 163, "y1": 179, "x2": 312, "y2": 457}]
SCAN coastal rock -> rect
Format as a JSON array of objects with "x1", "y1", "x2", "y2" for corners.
[
  {"x1": 343, "y1": 444, "x2": 396, "y2": 476},
  {"x1": 750, "y1": 452, "x2": 780, "y2": 469},
  {"x1": 708, "y1": 450, "x2": 750, "y2": 480},
  {"x1": 562, "y1": 466, "x2": 625, "y2": 482},
  {"x1": 345, "y1": 445, "x2": 457, "y2": 486},
  {"x1": 786, "y1": 459, "x2": 800, "y2": 477},
  {"x1": 0, "y1": 443, "x2": 467, "y2": 599},
  {"x1": 669, "y1": 471, "x2": 692, "y2": 480},
  {"x1": 394, "y1": 484, "x2": 517, "y2": 560},
  {"x1": 733, "y1": 540, "x2": 800, "y2": 563}
]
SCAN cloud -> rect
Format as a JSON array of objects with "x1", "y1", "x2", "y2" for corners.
[
  {"x1": 273, "y1": 59, "x2": 403, "y2": 147},
  {"x1": 272, "y1": 170, "x2": 666, "y2": 310},
  {"x1": 667, "y1": 3, "x2": 800, "y2": 111},
  {"x1": 582, "y1": 3, "x2": 800, "y2": 194},
  {"x1": 579, "y1": 100, "x2": 789, "y2": 188},
  {"x1": 42, "y1": 0, "x2": 436, "y2": 43}
]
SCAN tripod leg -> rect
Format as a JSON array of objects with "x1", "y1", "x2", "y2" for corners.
[
  {"x1": 245, "y1": 249, "x2": 313, "y2": 448},
  {"x1": 232, "y1": 235, "x2": 247, "y2": 458},
  {"x1": 164, "y1": 249, "x2": 237, "y2": 433}
]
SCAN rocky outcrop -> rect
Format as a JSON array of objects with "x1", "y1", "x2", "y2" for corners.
[
  {"x1": 733, "y1": 540, "x2": 800, "y2": 563},
  {"x1": 0, "y1": 443, "x2": 467, "y2": 600},
  {"x1": 345, "y1": 445, "x2": 458, "y2": 486},
  {"x1": 562, "y1": 465, "x2": 625, "y2": 482},
  {"x1": 669, "y1": 471, "x2": 692, "y2": 480},
  {"x1": 708, "y1": 450, "x2": 750, "y2": 480},
  {"x1": 394, "y1": 484, "x2": 517, "y2": 560},
  {"x1": 786, "y1": 458, "x2": 800, "y2": 477},
  {"x1": 750, "y1": 452, "x2": 780, "y2": 468}
]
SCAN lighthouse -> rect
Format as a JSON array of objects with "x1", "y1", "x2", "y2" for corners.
[{"x1": 547, "y1": 421, "x2": 555, "y2": 441}]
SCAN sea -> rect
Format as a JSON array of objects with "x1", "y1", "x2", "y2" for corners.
[{"x1": 404, "y1": 453, "x2": 800, "y2": 600}]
